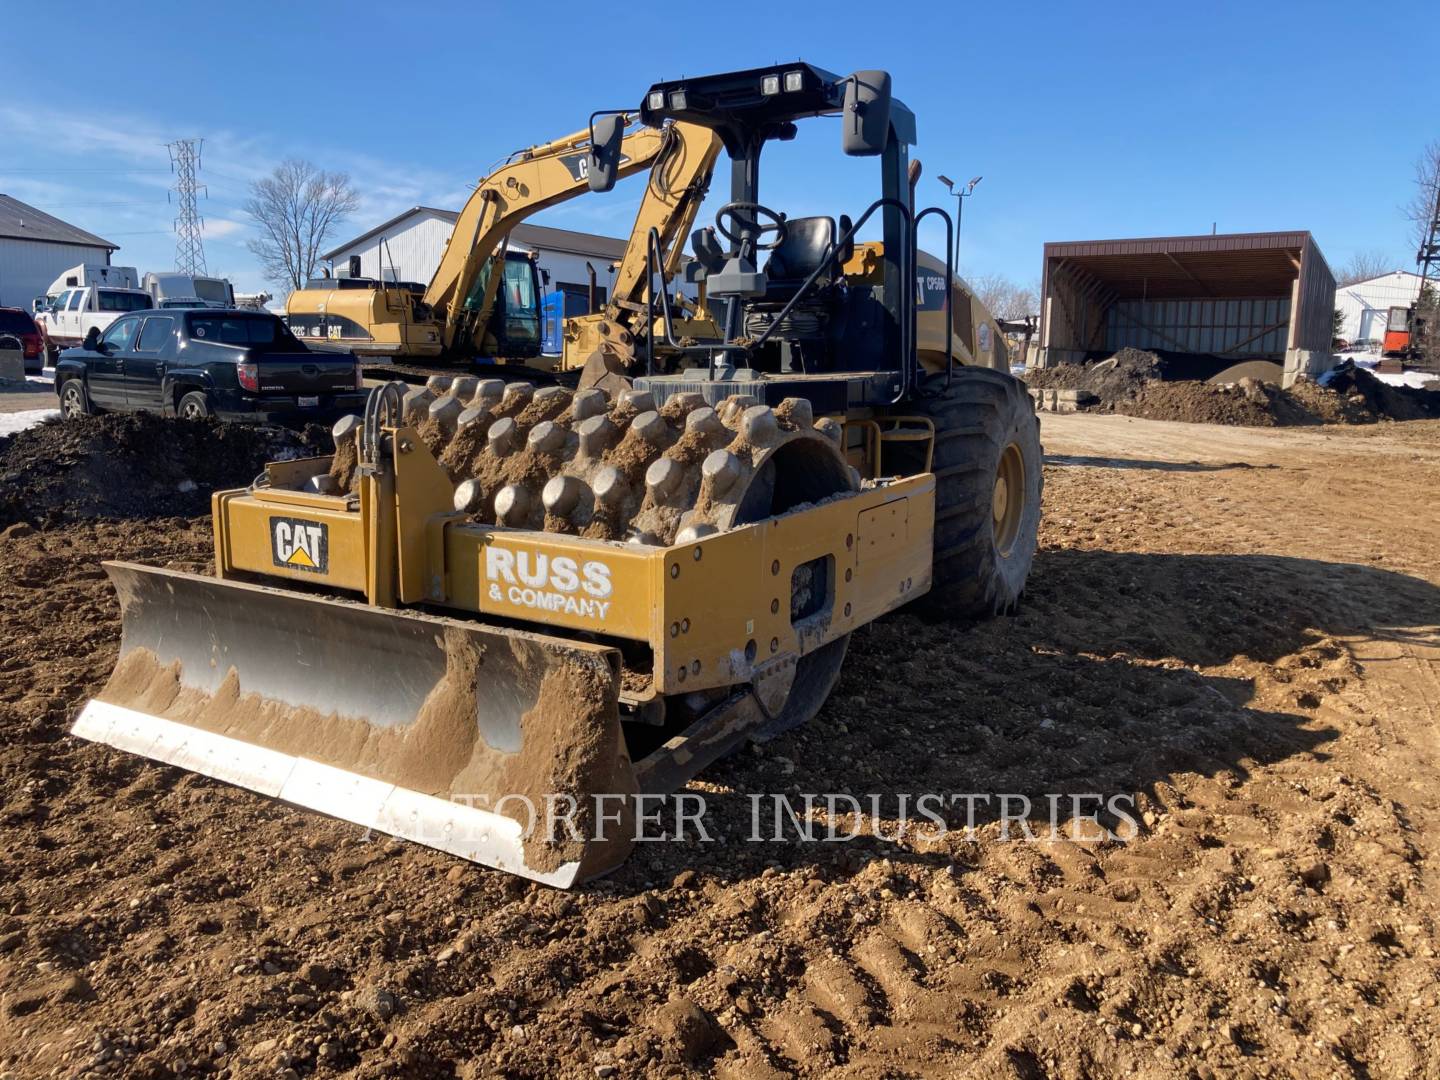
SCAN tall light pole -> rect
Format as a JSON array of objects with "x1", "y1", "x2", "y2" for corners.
[{"x1": 937, "y1": 174, "x2": 981, "y2": 270}]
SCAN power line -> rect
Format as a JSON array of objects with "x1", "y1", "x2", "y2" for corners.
[
  {"x1": 0, "y1": 167, "x2": 173, "y2": 174},
  {"x1": 167, "y1": 138, "x2": 208, "y2": 276}
]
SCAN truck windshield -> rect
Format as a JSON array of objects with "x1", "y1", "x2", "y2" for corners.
[
  {"x1": 98, "y1": 291, "x2": 153, "y2": 312},
  {"x1": 193, "y1": 279, "x2": 231, "y2": 304}
]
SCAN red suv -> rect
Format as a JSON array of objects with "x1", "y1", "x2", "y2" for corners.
[{"x1": 0, "y1": 307, "x2": 45, "y2": 374}]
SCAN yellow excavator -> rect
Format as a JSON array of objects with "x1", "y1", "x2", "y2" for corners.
[
  {"x1": 286, "y1": 118, "x2": 720, "y2": 368},
  {"x1": 73, "y1": 64, "x2": 1043, "y2": 887}
]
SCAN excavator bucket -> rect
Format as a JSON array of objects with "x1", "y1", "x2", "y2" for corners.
[{"x1": 71, "y1": 562, "x2": 636, "y2": 887}]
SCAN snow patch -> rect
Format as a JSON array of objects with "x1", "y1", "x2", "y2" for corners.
[
  {"x1": 0, "y1": 410, "x2": 61, "y2": 436},
  {"x1": 1372, "y1": 370, "x2": 1440, "y2": 391}
]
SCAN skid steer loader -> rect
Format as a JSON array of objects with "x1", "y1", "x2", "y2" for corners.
[{"x1": 72, "y1": 64, "x2": 1043, "y2": 887}]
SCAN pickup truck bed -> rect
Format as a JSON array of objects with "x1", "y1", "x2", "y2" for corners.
[{"x1": 54, "y1": 309, "x2": 366, "y2": 426}]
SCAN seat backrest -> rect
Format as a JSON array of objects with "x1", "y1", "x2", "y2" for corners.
[
  {"x1": 765, "y1": 217, "x2": 837, "y2": 286},
  {"x1": 690, "y1": 227, "x2": 727, "y2": 274}
]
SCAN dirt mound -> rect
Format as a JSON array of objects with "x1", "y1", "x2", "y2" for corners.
[
  {"x1": 1026, "y1": 347, "x2": 1164, "y2": 399},
  {"x1": 0, "y1": 413, "x2": 331, "y2": 528},
  {"x1": 1115, "y1": 378, "x2": 1318, "y2": 427},
  {"x1": 1313, "y1": 360, "x2": 1440, "y2": 421},
  {"x1": 1030, "y1": 352, "x2": 1439, "y2": 427}
]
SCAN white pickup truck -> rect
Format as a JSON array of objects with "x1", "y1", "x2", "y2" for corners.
[{"x1": 35, "y1": 264, "x2": 153, "y2": 363}]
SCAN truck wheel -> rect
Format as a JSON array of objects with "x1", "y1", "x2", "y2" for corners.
[
  {"x1": 887, "y1": 367, "x2": 1043, "y2": 619},
  {"x1": 59, "y1": 380, "x2": 92, "y2": 419},
  {"x1": 177, "y1": 391, "x2": 211, "y2": 420}
]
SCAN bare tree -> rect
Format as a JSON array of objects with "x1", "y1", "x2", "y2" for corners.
[
  {"x1": 1403, "y1": 139, "x2": 1440, "y2": 255},
  {"x1": 1335, "y1": 249, "x2": 1394, "y2": 287},
  {"x1": 969, "y1": 273, "x2": 1039, "y2": 321},
  {"x1": 243, "y1": 160, "x2": 360, "y2": 293}
]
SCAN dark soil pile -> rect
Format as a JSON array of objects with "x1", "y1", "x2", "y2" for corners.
[
  {"x1": 1029, "y1": 354, "x2": 1439, "y2": 427},
  {"x1": 0, "y1": 414, "x2": 332, "y2": 528},
  {"x1": 1310, "y1": 360, "x2": 1440, "y2": 421},
  {"x1": 1025, "y1": 347, "x2": 1164, "y2": 400}
]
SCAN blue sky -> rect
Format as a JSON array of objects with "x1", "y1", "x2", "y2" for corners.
[{"x1": 2, "y1": 0, "x2": 1431, "y2": 297}]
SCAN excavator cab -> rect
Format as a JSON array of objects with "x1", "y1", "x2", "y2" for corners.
[
  {"x1": 458, "y1": 250, "x2": 543, "y2": 361},
  {"x1": 630, "y1": 63, "x2": 927, "y2": 402}
]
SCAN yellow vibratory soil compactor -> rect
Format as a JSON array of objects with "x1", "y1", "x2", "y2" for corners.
[{"x1": 73, "y1": 64, "x2": 1043, "y2": 886}]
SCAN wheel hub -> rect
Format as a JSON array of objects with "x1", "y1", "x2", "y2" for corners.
[{"x1": 992, "y1": 442, "x2": 1025, "y2": 556}]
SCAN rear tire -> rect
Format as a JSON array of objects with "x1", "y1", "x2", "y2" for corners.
[
  {"x1": 177, "y1": 391, "x2": 211, "y2": 420},
  {"x1": 888, "y1": 367, "x2": 1043, "y2": 619},
  {"x1": 59, "y1": 379, "x2": 92, "y2": 419}
]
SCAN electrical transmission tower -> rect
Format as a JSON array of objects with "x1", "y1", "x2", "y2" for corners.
[{"x1": 167, "y1": 138, "x2": 208, "y2": 276}]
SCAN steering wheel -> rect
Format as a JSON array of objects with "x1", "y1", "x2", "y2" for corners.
[{"x1": 714, "y1": 202, "x2": 788, "y2": 251}]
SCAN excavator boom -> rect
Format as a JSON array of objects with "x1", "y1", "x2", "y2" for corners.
[
  {"x1": 561, "y1": 122, "x2": 722, "y2": 377},
  {"x1": 426, "y1": 120, "x2": 671, "y2": 352}
]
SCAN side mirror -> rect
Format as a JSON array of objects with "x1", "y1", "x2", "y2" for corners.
[
  {"x1": 83, "y1": 326, "x2": 102, "y2": 351},
  {"x1": 841, "y1": 70, "x2": 892, "y2": 157},
  {"x1": 587, "y1": 114, "x2": 624, "y2": 193}
]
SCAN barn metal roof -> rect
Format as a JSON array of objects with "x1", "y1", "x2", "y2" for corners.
[
  {"x1": 0, "y1": 194, "x2": 117, "y2": 250},
  {"x1": 1043, "y1": 231, "x2": 1325, "y2": 299}
]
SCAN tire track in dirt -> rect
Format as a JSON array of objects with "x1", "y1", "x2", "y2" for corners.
[{"x1": 1, "y1": 418, "x2": 1439, "y2": 1077}]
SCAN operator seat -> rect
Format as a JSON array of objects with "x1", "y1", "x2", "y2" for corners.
[
  {"x1": 762, "y1": 216, "x2": 838, "y2": 302},
  {"x1": 690, "y1": 227, "x2": 727, "y2": 276}
]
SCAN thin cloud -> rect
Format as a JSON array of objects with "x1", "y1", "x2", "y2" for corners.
[{"x1": 203, "y1": 217, "x2": 246, "y2": 239}]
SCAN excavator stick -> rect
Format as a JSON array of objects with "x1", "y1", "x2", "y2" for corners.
[{"x1": 70, "y1": 562, "x2": 636, "y2": 887}]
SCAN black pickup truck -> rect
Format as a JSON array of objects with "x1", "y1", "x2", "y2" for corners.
[{"x1": 54, "y1": 308, "x2": 366, "y2": 425}]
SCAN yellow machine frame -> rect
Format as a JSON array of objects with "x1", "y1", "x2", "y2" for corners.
[{"x1": 213, "y1": 432, "x2": 934, "y2": 704}]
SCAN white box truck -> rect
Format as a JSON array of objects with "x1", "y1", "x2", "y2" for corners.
[{"x1": 142, "y1": 271, "x2": 236, "y2": 309}]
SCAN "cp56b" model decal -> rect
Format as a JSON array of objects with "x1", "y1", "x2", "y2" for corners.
[
  {"x1": 270, "y1": 517, "x2": 329, "y2": 574},
  {"x1": 484, "y1": 547, "x2": 612, "y2": 620}
]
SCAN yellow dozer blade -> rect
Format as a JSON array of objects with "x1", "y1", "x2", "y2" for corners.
[{"x1": 71, "y1": 562, "x2": 635, "y2": 887}]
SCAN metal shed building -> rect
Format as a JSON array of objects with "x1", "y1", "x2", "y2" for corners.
[
  {"x1": 1038, "y1": 231, "x2": 1335, "y2": 382},
  {"x1": 0, "y1": 194, "x2": 118, "y2": 310}
]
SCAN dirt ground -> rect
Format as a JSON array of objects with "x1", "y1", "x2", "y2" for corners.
[{"x1": 2, "y1": 413, "x2": 1439, "y2": 1079}]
